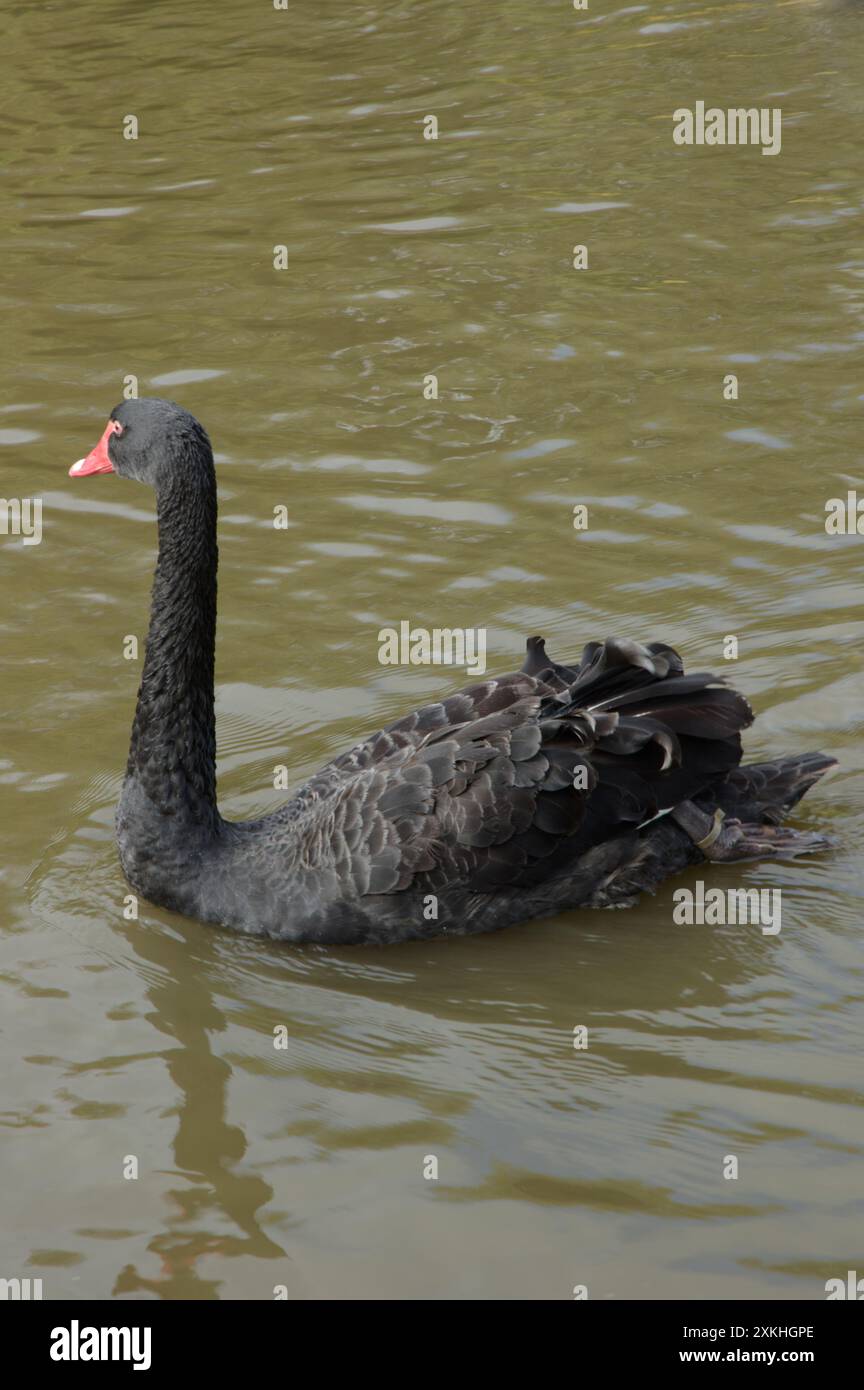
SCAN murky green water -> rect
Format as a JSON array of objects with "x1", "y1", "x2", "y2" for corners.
[{"x1": 2, "y1": 0, "x2": 863, "y2": 1300}]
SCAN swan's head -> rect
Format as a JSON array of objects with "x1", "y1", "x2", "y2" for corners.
[{"x1": 69, "y1": 397, "x2": 212, "y2": 489}]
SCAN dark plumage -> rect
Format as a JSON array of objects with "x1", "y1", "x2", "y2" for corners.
[{"x1": 70, "y1": 399, "x2": 836, "y2": 944}]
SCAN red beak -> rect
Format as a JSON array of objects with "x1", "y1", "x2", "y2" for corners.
[{"x1": 69, "y1": 419, "x2": 120, "y2": 477}]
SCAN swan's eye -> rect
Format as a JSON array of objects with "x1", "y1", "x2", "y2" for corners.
[{"x1": 110, "y1": 421, "x2": 124, "y2": 438}]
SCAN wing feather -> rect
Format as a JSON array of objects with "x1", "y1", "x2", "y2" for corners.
[{"x1": 287, "y1": 636, "x2": 753, "y2": 906}]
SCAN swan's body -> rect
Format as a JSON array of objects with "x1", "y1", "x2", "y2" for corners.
[{"x1": 71, "y1": 399, "x2": 835, "y2": 945}]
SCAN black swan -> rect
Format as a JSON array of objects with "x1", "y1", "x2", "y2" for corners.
[{"x1": 69, "y1": 398, "x2": 835, "y2": 945}]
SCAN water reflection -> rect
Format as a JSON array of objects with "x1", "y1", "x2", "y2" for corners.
[{"x1": 112, "y1": 918, "x2": 285, "y2": 1299}]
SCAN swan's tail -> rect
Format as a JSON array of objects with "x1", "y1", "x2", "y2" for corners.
[{"x1": 712, "y1": 752, "x2": 838, "y2": 825}]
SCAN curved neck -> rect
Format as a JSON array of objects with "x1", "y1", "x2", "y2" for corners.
[{"x1": 126, "y1": 462, "x2": 219, "y2": 831}]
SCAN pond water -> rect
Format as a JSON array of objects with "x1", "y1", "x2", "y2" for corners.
[{"x1": 1, "y1": 0, "x2": 862, "y2": 1299}]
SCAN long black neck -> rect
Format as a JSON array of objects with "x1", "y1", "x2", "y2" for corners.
[{"x1": 126, "y1": 457, "x2": 219, "y2": 833}]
